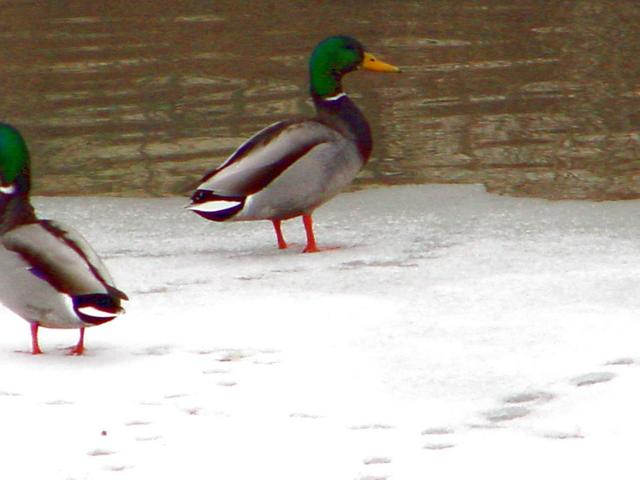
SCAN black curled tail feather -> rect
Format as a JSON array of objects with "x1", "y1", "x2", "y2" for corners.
[{"x1": 73, "y1": 293, "x2": 124, "y2": 325}]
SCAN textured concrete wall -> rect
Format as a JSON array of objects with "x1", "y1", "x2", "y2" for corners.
[{"x1": 1, "y1": 1, "x2": 638, "y2": 200}]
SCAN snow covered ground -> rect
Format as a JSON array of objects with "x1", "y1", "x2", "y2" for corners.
[{"x1": 1, "y1": 184, "x2": 639, "y2": 479}]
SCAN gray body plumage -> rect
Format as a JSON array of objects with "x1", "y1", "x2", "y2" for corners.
[
  {"x1": 193, "y1": 116, "x2": 365, "y2": 221},
  {"x1": 0, "y1": 220, "x2": 120, "y2": 329}
]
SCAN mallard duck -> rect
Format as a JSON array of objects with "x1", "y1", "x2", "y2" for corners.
[
  {"x1": 188, "y1": 35, "x2": 400, "y2": 252},
  {"x1": 0, "y1": 123, "x2": 128, "y2": 355}
]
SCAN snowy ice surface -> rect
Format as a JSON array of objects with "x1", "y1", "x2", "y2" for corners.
[{"x1": 1, "y1": 184, "x2": 639, "y2": 479}]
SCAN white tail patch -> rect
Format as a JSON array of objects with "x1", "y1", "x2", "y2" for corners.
[
  {"x1": 78, "y1": 306, "x2": 117, "y2": 318},
  {"x1": 187, "y1": 200, "x2": 241, "y2": 213},
  {"x1": 0, "y1": 184, "x2": 16, "y2": 195}
]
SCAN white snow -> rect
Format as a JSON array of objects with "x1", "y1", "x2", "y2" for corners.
[{"x1": 1, "y1": 184, "x2": 639, "y2": 479}]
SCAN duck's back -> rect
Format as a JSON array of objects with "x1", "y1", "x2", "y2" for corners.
[{"x1": 197, "y1": 119, "x2": 364, "y2": 220}]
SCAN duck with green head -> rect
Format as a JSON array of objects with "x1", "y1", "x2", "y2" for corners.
[
  {"x1": 0, "y1": 123, "x2": 128, "y2": 355},
  {"x1": 189, "y1": 35, "x2": 400, "y2": 252}
]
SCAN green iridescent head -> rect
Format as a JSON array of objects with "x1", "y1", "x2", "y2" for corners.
[
  {"x1": 309, "y1": 35, "x2": 401, "y2": 98},
  {"x1": 0, "y1": 123, "x2": 30, "y2": 190}
]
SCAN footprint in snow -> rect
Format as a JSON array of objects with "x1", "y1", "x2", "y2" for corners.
[
  {"x1": 197, "y1": 348, "x2": 279, "y2": 364},
  {"x1": 0, "y1": 390, "x2": 21, "y2": 397},
  {"x1": 136, "y1": 435, "x2": 162, "y2": 442},
  {"x1": 339, "y1": 259, "x2": 417, "y2": 270},
  {"x1": 235, "y1": 274, "x2": 265, "y2": 281},
  {"x1": 360, "y1": 459, "x2": 393, "y2": 480},
  {"x1": 104, "y1": 465, "x2": 134, "y2": 472},
  {"x1": 421, "y1": 427, "x2": 454, "y2": 435},
  {"x1": 421, "y1": 427, "x2": 456, "y2": 450},
  {"x1": 202, "y1": 368, "x2": 232, "y2": 375},
  {"x1": 87, "y1": 448, "x2": 116, "y2": 457},
  {"x1": 194, "y1": 348, "x2": 256, "y2": 362},
  {"x1": 164, "y1": 393, "x2": 189, "y2": 399},
  {"x1": 44, "y1": 399, "x2": 74, "y2": 406},
  {"x1": 217, "y1": 351, "x2": 250, "y2": 362},
  {"x1": 605, "y1": 357, "x2": 640, "y2": 366},
  {"x1": 252, "y1": 359, "x2": 280, "y2": 365},
  {"x1": 363, "y1": 457, "x2": 392, "y2": 465},
  {"x1": 469, "y1": 422, "x2": 503, "y2": 430},
  {"x1": 132, "y1": 286, "x2": 170, "y2": 295},
  {"x1": 193, "y1": 349, "x2": 222, "y2": 355},
  {"x1": 252, "y1": 350, "x2": 281, "y2": 365},
  {"x1": 192, "y1": 348, "x2": 252, "y2": 361},
  {"x1": 571, "y1": 372, "x2": 616, "y2": 387},
  {"x1": 477, "y1": 390, "x2": 555, "y2": 426},
  {"x1": 423, "y1": 443, "x2": 456, "y2": 450},
  {"x1": 217, "y1": 381, "x2": 237, "y2": 387},
  {"x1": 541, "y1": 430, "x2": 584, "y2": 440},
  {"x1": 349, "y1": 424, "x2": 395, "y2": 431},
  {"x1": 125, "y1": 420, "x2": 152, "y2": 427},
  {"x1": 503, "y1": 390, "x2": 555, "y2": 405},
  {"x1": 289, "y1": 412, "x2": 323, "y2": 420},
  {"x1": 484, "y1": 405, "x2": 531, "y2": 423},
  {"x1": 134, "y1": 345, "x2": 173, "y2": 356}
]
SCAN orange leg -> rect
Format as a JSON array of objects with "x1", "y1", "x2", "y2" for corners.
[
  {"x1": 69, "y1": 327, "x2": 85, "y2": 356},
  {"x1": 272, "y1": 219, "x2": 288, "y2": 249},
  {"x1": 30, "y1": 323, "x2": 43, "y2": 355},
  {"x1": 302, "y1": 214, "x2": 319, "y2": 253}
]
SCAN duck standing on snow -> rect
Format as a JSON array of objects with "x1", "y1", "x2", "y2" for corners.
[
  {"x1": 0, "y1": 123, "x2": 128, "y2": 355},
  {"x1": 188, "y1": 35, "x2": 400, "y2": 252}
]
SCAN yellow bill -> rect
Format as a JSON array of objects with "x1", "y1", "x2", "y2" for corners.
[{"x1": 361, "y1": 52, "x2": 401, "y2": 73}]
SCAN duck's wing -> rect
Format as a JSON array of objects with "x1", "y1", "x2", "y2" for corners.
[
  {"x1": 2, "y1": 220, "x2": 128, "y2": 300},
  {"x1": 195, "y1": 119, "x2": 340, "y2": 197}
]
